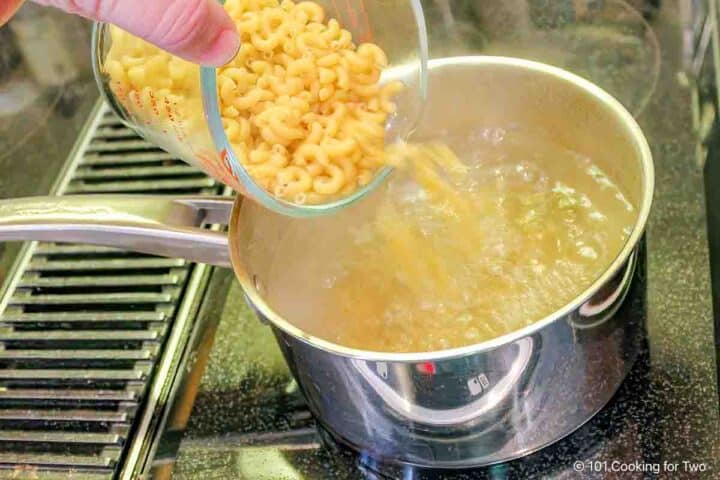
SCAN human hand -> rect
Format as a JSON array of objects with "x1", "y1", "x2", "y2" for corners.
[{"x1": 0, "y1": 0, "x2": 240, "y2": 66}]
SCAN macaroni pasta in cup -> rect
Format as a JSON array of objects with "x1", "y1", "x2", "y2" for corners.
[{"x1": 91, "y1": 0, "x2": 428, "y2": 217}]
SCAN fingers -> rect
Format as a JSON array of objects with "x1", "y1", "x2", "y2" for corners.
[{"x1": 32, "y1": 0, "x2": 240, "y2": 66}]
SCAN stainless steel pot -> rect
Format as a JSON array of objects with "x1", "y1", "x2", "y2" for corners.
[{"x1": 0, "y1": 57, "x2": 653, "y2": 468}]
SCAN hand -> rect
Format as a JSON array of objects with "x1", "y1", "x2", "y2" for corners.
[{"x1": 0, "y1": 0, "x2": 240, "y2": 66}]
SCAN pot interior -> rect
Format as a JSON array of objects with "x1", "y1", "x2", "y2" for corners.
[{"x1": 229, "y1": 56, "x2": 653, "y2": 358}]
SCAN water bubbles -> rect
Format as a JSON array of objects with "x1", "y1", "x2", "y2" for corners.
[
  {"x1": 515, "y1": 161, "x2": 537, "y2": 183},
  {"x1": 322, "y1": 275, "x2": 337, "y2": 288},
  {"x1": 578, "y1": 245, "x2": 599, "y2": 260},
  {"x1": 519, "y1": 208, "x2": 538, "y2": 225},
  {"x1": 257, "y1": 128, "x2": 637, "y2": 353},
  {"x1": 457, "y1": 312, "x2": 473, "y2": 325},
  {"x1": 616, "y1": 192, "x2": 635, "y2": 212},
  {"x1": 589, "y1": 210, "x2": 606, "y2": 221},
  {"x1": 470, "y1": 151, "x2": 486, "y2": 165},
  {"x1": 531, "y1": 263, "x2": 545, "y2": 275},
  {"x1": 587, "y1": 164, "x2": 614, "y2": 189},
  {"x1": 419, "y1": 225, "x2": 433, "y2": 237},
  {"x1": 493, "y1": 242, "x2": 507, "y2": 257},
  {"x1": 393, "y1": 178, "x2": 427, "y2": 204},
  {"x1": 419, "y1": 300, "x2": 435, "y2": 311},
  {"x1": 579, "y1": 194, "x2": 592, "y2": 209},
  {"x1": 487, "y1": 262, "x2": 503, "y2": 275},
  {"x1": 552, "y1": 182, "x2": 579, "y2": 209},
  {"x1": 464, "y1": 327, "x2": 480, "y2": 341},
  {"x1": 482, "y1": 127, "x2": 506, "y2": 145}
]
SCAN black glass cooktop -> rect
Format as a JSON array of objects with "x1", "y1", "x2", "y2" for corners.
[{"x1": 0, "y1": 3, "x2": 94, "y2": 282}]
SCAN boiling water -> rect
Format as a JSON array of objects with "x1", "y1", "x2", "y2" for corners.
[{"x1": 248, "y1": 126, "x2": 636, "y2": 353}]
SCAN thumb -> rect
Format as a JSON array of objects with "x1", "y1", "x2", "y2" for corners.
[{"x1": 32, "y1": 0, "x2": 240, "y2": 66}]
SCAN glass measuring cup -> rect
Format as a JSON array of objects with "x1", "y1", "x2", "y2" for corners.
[{"x1": 91, "y1": 0, "x2": 428, "y2": 217}]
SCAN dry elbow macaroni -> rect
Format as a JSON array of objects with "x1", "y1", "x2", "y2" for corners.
[{"x1": 104, "y1": 0, "x2": 401, "y2": 204}]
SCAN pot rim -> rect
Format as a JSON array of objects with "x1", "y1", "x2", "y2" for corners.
[{"x1": 228, "y1": 55, "x2": 655, "y2": 363}]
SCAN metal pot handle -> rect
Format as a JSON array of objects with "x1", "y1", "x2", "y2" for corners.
[{"x1": 0, "y1": 195, "x2": 234, "y2": 268}]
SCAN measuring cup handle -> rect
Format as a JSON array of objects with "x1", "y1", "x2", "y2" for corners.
[{"x1": 0, "y1": 195, "x2": 234, "y2": 268}]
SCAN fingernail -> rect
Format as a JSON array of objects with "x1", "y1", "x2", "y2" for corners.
[{"x1": 201, "y1": 29, "x2": 241, "y2": 67}]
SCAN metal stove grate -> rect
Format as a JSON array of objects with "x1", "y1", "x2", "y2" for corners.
[{"x1": 0, "y1": 104, "x2": 223, "y2": 479}]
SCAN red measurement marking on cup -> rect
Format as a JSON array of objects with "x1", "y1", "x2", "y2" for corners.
[
  {"x1": 332, "y1": 0, "x2": 371, "y2": 43},
  {"x1": 198, "y1": 152, "x2": 220, "y2": 178},
  {"x1": 221, "y1": 148, "x2": 240, "y2": 183},
  {"x1": 164, "y1": 98, "x2": 175, "y2": 122},
  {"x1": 345, "y1": 0, "x2": 358, "y2": 31},
  {"x1": 114, "y1": 83, "x2": 128, "y2": 102},
  {"x1": 357, "y1": 0, "x2": 373, "y2": 43},
  {"x1": 131, "y1": 91, "x2": 142, "y2": 110},
  {"x1": 149, "y1": 90, "x2": 160, "y2": 117},
  {"x1": 331, "y1": 0, "x2": 341, "y2": 24},
  {"x1": 174, "y1": 102, "x2": 187, "y2": 142},
  {"x1": 163, "y1": 98, "x2": 186, "y2": 143}
]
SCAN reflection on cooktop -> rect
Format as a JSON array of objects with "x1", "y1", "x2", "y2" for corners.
[
  {"x1": 0, "y1": 3, "x2": 94, "y2": 201},
  {"x1": 0, "y1": 3, "x2": 91, "y2": 163},
  {"x1": 0, "y1": 3, "x2": 96, "y2": 301}
]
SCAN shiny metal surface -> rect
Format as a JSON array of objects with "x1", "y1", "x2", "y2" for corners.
[
  {"x1": 0, "y1": 195, "x2": 233, "y2": 268},
  {"x1": 230, "y1": 56, "x2": 653, "y2": 363},
  {"x1": 229, "y1": 56, "x2": 653, "y2": 467},
  {"x1": 273, "y1": 257, "x2": 640, "y2": 466},
  {"x1": 0, "y1": 57, "x2": 653, "y2": 467},
  {"x1": 257, "y1": 234, "x2": 640, "y2": 466}
]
